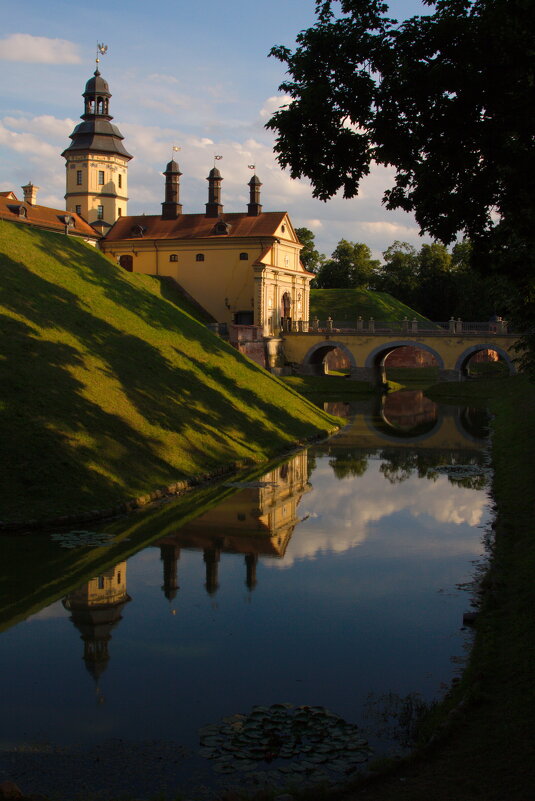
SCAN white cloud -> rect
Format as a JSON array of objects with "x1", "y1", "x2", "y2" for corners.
[
  {"x1": 0, "y1": 34, "x2": 80, "y2": 64},
  {"x1": 3, "y1": 114, "x2": 75, "y2": 140},
  {"x1": 0, "y1": 121, "x2": 58, "y2": 159},
  {"x1": 360, "y1": 220, "x2": 419, "y2": 238},
  {"x1": 258, "y1": 94, "x2": 292, "y2": 120},
  {"x1": 265, "y1": 460, "x2": 488, "y2": 569}
]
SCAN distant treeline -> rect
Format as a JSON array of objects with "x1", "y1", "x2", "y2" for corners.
[{"x1": 297, "y1": 228, "x2": 513, "y2": 322}]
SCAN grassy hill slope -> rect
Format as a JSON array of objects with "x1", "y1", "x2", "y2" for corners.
[
  {"x1": 310, "y1": 287, "x2": 430, "y2": 322},
  {"x1": 0, "y1": 221, "x2": 336, "y2": 523}
]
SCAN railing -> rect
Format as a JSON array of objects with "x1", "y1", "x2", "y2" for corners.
[{"x1": 280, "y1": 317, "x2": 513, "y2": 335}]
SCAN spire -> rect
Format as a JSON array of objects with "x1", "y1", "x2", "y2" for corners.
[
  {"x1": 205, "y1": 166, "x2": 223, "y2": 218},
  {"x1": 161, "y1": 159, "x2": 183, "y2": 219},
  {"x1": 247, "y1": 173, "x2": 262, "y2": 216}
]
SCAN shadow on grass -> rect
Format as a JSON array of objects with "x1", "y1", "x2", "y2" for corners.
[{"x1": 0, "y1": 226, "x2": 335, "y2": 521}]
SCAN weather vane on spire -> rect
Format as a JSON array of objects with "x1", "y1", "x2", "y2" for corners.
[
  {"x1": 214, "y1": 154, "x2": 223, "y2": 166},
  {"x1": 96, "y1": 42, "x2": 108, "y2": 69},
  {"x1": 172, "y1": 145, "x2": 181, "y2": 160}
]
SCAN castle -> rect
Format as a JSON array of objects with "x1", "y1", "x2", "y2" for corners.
[{"x1": 61, "y1": 62, "x2": 314, "y2": 345}]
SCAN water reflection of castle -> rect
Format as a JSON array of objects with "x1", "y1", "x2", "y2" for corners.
[
  {"x1": 156, "y1": 450, "x2": 310, "y2": 596},
  {"x1": 63, "y1": 452, "x2": 309, "y2": 676},
  {"x1": 63, "y1": 563, "x2": 131, "y2": 683}
]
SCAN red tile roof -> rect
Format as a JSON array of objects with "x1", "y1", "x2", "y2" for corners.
[
  {"x1": 103, "y1": 211, "x2": 288, "y2": 242},
  {"x1": 0, "y1": 195, "x2": 99, "y2": 240}
]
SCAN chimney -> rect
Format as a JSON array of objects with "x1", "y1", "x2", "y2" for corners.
[
  {"x1": 161, "y1": 160, "x2": 182, "y2": 220},
  {"x1": 21, "y1": 182, "x2": 39, "y2": 205},
  {"x1": 247, "y1": 174, "x2": 262, "y2": 216},
  {"x1": 205, "y1": 166, "x2": 223, "y2": 218}
]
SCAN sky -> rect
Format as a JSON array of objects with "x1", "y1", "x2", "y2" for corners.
[{"x1": 0, "y1": 0, "x2": 432, "y2": 258}]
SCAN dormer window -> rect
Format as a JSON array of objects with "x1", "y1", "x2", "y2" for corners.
[
  {"x1": 18, "y1": 206, "x2": 27, "y2": 218},
  {"x1": 213, "y1": 220, "x2": 231, "y2": 235},
  {"x1": 131, "y1": 224, "x2": 146, "y2": 237},
  {"x1": 63, "y1": 215, "x2": 74, "y2": 227},
  {"x1": 239, "y1": 252, "x2": 249, "y2": 261},
  {"x1": 196, "y1": 253, "x2": 205, "y2": 262},
  {"x1": 169, "y1": 254, "x2": 178, "y2": 262}
]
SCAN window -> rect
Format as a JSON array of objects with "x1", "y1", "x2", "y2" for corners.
[
  {"x1": 281, "y1": 224, "x2": 286, "y2": 233},
  {"x1": 169, "y1": 254, "x2": 178, "y2": 262},
  {"x1": 75, "y1": 205, "x2": 81, "y2": 215},
  {"x1": 118, "y1": 174, "x2": 122, "y2": 189},
  {"x1": 76, "y1": 170, "x2": 82, "y2": 185},
  {"x1": 98, "y1": 170, "x2": 105, "y2": 185},
  {"x1": 196, "y1": 253, "x2": 205, "y2": 262},
  {"x1": 117, "y1": 571, "x2": 121, "y2": 584},
  {"x1": 97, "y1": 205, "x2": 104, "y2": 220},
  {"x1": 118, "y1": 208, "x2": 122, "y2": 217},
  {"x1": 97, "y1": 576, "x2": 105, "y2": 589},
  {"x1": 239, "y1": 252, "x2": 249, "y2": 260}
]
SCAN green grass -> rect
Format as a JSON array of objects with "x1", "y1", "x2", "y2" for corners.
[
  {"x1": 310, "y1": 287, "x2": 431, "y2": 322},
  {"x1": 386, "y1": 367, "x2": 440, "y2": 389},
  {"x1": 0, "y1": 221, "x2": 337, "y2": 523}
]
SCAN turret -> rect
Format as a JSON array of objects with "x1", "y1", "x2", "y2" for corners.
[
  {"x1": 161, "y1": 159, "x2": 183, "y2": 220},
  {"x1": 205, "y1": 166, "x2": 223, "y2": 218},
  {"x1": 247, "y1": 174, "x2": 262, "y2": 216}
]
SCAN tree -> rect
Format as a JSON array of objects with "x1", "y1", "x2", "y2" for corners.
[
  {"x1": 295, "y1": 227, "x2": 325, "y2": 274},
  {"x1": 373, "y1": 241, "x2": 419, "y2": 307},
  {"x1": 314, "y1": 239, "x2": 380, "y2": 287},
  {"x1": 268, "y1": 0, "x2": 535, "y2": 373}
]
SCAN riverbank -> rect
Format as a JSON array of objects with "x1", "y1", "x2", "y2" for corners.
[
  {"x1": 333, "y1": 374, "x2": 535, "y2": 800},
  {"x1": 0, "y1": 222, "x2": 338, "y2": 526}
]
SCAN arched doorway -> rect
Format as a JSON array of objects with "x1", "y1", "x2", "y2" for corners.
[
  {"x1": 281, "y1": 292, "x2": 292, "y2": 332},
  {"x1": 119, "y1": 254, "x2": 133, "y2": 272}
]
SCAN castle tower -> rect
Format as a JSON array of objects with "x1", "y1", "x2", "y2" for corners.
[{"x1": 62, "y1": 63, "x2": 132, "y2": 231}]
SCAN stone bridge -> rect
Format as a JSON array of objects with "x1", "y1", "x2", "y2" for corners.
[{"x1": 279, "y1": 319, "x2": 519, "y2": 383}]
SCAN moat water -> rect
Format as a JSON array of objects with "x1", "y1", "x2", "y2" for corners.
[{"x1": 0, "y1": 391, "x2": 492, "y2": 800}]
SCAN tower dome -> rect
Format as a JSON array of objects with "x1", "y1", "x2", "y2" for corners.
[{"x1": 84, "y1": 69, "x2": 110, "y2": 98}]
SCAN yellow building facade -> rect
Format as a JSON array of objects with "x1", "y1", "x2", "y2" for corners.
[{"x1": 101, "y1": 163, "x2": 313, "y2": 336}]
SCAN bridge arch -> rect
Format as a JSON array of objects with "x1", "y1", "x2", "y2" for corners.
[
  {"x1": 364, "y1": 340, "x2": 445, "y2": 370},
  {"x1": 455, "y1": 344, "x2": 516, "y2": 376},
  {"x1": 302, "y1": 341, "x2": 357, "y2": 376}
]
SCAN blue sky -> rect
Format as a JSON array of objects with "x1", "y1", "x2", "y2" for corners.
[{"x1": 1, "y1": 0, "x2": 431, "y2": 257}]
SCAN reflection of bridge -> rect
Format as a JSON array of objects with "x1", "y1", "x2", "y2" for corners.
[
  {"x1": 281, "y1": 321, "x2": 519, "y2": 383},
  {"x1": 154, "y1": 451, "x2": 310, "y2": 596},
  {"x1": 324, "y1": 393, "x2": 488, "y2": 451}
]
